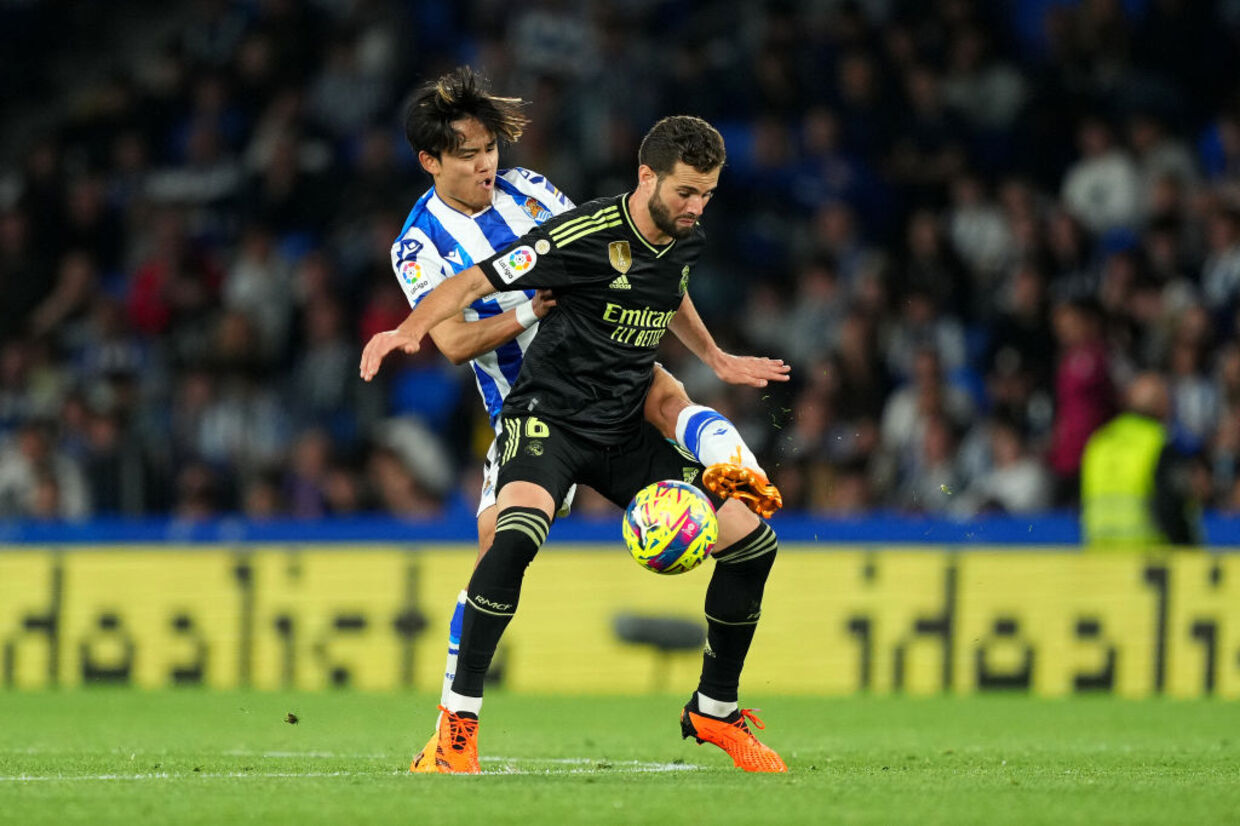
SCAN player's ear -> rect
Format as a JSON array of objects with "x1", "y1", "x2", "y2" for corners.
[
  {"x1": 418, "y1": 150, "x2": 441, "y2": 176},
  {"x1": 637, "y1": 164, "x2": 658, "y2": 193}
]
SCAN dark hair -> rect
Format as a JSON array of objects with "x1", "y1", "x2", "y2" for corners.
[
  {"x1": 637, "y1": 115, "x2": 726, "y2": 176},
  {"x1": 403, "y1": 66, "x2": 528, "y2": 159}
]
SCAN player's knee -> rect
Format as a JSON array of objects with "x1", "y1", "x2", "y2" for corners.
[
  {"x1": 484, "y1": 506, "x2": 550, "y2": 570},
  {"x1": 645, "y1": 371, "x2": 689, "y2": 438},
  {"x1": 716, "y1": 497, "x2": 761, "y2": 539},
  {"x1": 475, "y1": 528, "x2": 496, "y2": 566},
  {"x1": 466, "y1": 506, "x2": 550, "y2": 616},
  {"x1": 713, "y1": 522, "x2": 777, "y2": 570},
  {"x1": 475, "y1": 512, "x2": 497, "y2": 566},
  {"x1": 704, "y1": 523, "x2": 777, "y2": 625}
]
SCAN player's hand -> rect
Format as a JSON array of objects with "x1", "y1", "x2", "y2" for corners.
[
  {"x1": 709, "y1": 351, "x2": 790, "y2": 388},
  {"x1": 359, "y1": 329, "x2": 422, "y2": 382},
  {"x1": 532, "y1": 289, "x2": 557, "y2": 318}
]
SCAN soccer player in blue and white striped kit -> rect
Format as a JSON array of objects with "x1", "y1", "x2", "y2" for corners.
[{"x1": 387, "y1": 68, "x2": 788, "y2": 771}]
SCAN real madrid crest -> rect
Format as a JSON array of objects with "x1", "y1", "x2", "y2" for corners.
[
  {"x1": 678, "y1": 265, "x2": 690, "y2": 295},
  {"x1": 608, "y1": 240, "x2": 632, "y2": 275}
]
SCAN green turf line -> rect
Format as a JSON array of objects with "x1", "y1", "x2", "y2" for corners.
[{"x1": 0, "y1": 691, "x2": 1237, "y2": 826}]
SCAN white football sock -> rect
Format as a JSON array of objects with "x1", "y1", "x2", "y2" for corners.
[
  {"x1": 445, "y1": 690, "x2": 483, "y2": 716},
  {"x1": 440, "y1": 590, "x2": 467, "y2": 707},
  {"x1": 696, "y1": 691, "x2": 738, "y2": 718},
  {"x1": 675, "y1": 405, "x2": 762, "y2": 472},
  {"x1": 431, "y1": 590, "x2": 469, "y2": 730}
]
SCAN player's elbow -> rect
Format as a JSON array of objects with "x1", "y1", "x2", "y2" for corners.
[
  {"x1": 426, "y1": 329, "x2": 470, "y2": 365},
  {"x1": 438, "y1": 341, "x2": 472, "y2": 365}
]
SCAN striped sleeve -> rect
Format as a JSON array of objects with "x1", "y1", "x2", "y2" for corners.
[
  {"x1": 390, "y1": 226, "x2": 451, "y2": 308},
  {"x1": 500, "y1": 167, "x2": 575, "y2": 216}
]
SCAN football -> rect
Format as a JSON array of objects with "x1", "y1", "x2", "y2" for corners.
[{"x1": 622, "y1": 480, "x2": 719, "y2": 574}]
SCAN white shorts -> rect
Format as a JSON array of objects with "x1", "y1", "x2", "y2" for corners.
[{"x1": 478, "y1": 437, "x2": 576, "y2": 518}]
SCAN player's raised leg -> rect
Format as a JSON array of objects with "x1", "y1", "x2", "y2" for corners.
[
  {"x1": 681, "y1": 500, "x2": 787, "y2": 772},
  {"x1": 644, "y1": 365, "x2": 783, "y2": 518}
]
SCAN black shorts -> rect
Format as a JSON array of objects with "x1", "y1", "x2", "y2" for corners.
[{"x1": 494, "y1": 414, "x2": 724, "y2": 512}]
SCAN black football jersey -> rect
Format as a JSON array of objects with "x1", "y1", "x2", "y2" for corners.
[{"x1": 480, "y1": 192, "x2": 704, "y2": 444}]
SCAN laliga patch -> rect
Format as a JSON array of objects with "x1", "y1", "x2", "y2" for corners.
[
  {"x1": 406, "y1": 276, "x2": 433, "y2": 302},
  {"x1": 492, "y1": 245, "x2": 537, "y2": 284},
  {"x1": 399, "y1": 259, "x2": 423, "y2": 286}
]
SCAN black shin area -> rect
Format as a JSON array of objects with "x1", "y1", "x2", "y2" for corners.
[
  {"x1": 452, "y1": 507, "x2": 550, "y2": 696},
  {"x1": 697, "y1": 522, "x2": 778, "y2": 703}
]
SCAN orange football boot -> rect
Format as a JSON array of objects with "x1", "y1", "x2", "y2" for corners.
[
  {"x1": 409, "y1": 706, "x2": 480, "y2": 774},
  {"x1": 702, "y1": 462, "x2": 783, "y2": 519},
  {"x1": 681, "y1": 702, "x2": 788, "y2": 773},
  {"x1": 408, "y1": 728, "x2": 439, "y2": 773}
]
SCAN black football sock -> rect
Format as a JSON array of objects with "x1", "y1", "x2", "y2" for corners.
[
  {"x1": 697, "y1": 522, "x2": 778, "y2": 704},
  {"x1": 451, "y1": 507, "x2": 550, "y2": 697}
]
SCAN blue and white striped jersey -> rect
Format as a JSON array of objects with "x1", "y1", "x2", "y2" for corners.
[{"x1": 391, "y1": 167, "x2": 573, "y2": 428}]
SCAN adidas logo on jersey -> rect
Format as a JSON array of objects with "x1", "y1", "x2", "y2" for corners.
[{"x1": 609, "y1": 274, "x2": 632, "y2": 290}]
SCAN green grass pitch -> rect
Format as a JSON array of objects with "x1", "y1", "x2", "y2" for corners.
[{"x1": 1, "y1": 691, "x2": 1237, "y2": 825}]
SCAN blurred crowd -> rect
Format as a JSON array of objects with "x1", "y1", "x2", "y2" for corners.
[{"x1": 3, "y1": 0, "x2": 1240, "y2": 521}]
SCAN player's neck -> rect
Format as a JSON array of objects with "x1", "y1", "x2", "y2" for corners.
[
  {"x1": 627, "y1": 192, "x2": 673, "y2": 246},
  {"x1": 435, "y1": 186, "x2": 491, "y2": 217}
]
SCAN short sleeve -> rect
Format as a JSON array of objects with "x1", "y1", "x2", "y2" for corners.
[
  {"x1": 481, "y1": 227, "x2": 572, "y2": 292},
  {"x1": 390, "y1": 228, "x2": 451, "y2": 307},
  {"x1": 481, "y1": 200, "x2": 625, "y2": 292},
  {"x1": 501, "y1": 167, "x2": 575, "y2": 216}
]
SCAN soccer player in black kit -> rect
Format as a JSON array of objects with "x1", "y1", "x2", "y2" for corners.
[{"x1": 361, "y1": 116, "x2": 787, "y2": 773}]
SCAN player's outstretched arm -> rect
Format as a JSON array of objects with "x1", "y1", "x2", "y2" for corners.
[
  {"x1": 669, "y1": 293, "x2": 790, "y2": 388},
  {"x1": 428, "y1": 289, "x2": 557, "y2": 365},
  {"x1": 359, "y1": 264, "x2": 494, "y2": 381}
]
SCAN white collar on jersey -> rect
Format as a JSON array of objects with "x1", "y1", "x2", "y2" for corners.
[{"x1": 431, "y1": 185, "x2": 496, "y2": 220}]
